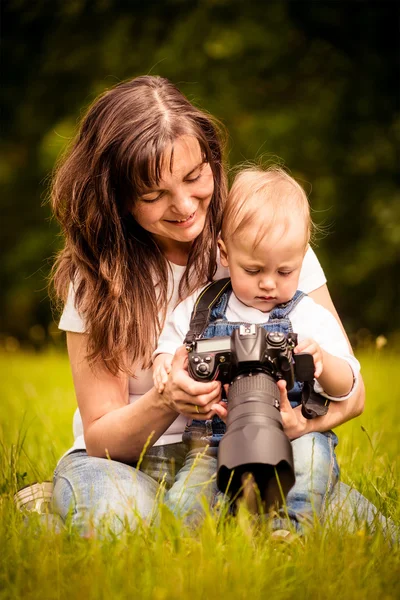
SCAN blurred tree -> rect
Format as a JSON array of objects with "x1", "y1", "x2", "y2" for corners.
[{"x1": 0, "y1": 0, "x2": 399, "y2": 345}]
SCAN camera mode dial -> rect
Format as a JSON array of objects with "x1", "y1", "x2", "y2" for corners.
[{"x1": 266, "y1": 331, "x2": 285, "y2": 347}]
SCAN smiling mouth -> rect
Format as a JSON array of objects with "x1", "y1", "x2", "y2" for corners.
[{"x1": 165, "y1": 212, "x2": 196, "y2": 224}]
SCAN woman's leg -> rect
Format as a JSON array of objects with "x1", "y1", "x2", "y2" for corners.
[
  {"x1": 52, "y1": 445, "x2": 187, "y2": 536},
  {"x1": 52, "y1": 451, "x2": 159, "y2": 536},
  {"x1": 324, "y1": 481, "x2": 397, "y2": 542}
]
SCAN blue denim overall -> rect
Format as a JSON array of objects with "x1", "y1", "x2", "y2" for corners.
[
  {"x1": 169, "y1": 288, "x2": 340, "y2": 531},
  {"x1": 183, "y1": 288, "x2": 306, "y2": 447}
]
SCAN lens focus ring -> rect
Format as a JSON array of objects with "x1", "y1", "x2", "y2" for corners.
[{"x1": 230, "y1": 372, "x2": 279, "y2": 396}]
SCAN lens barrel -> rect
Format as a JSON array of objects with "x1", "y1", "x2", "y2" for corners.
[{"x1": 217, "y1": 372, "x2": 295, "y2": 509}]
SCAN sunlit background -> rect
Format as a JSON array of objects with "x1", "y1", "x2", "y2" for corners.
[{"x1": 1, "y1": 0, "x2": 399, "y2": 352}]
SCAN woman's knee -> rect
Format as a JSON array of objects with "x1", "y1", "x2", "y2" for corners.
[{"x1": 52, "y1": 452, "x2": 159, "y2": 534}]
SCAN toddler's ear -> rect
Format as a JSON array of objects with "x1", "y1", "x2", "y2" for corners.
[{"x1": 218, "y1": 239, "x2": 229, "y2": 267}]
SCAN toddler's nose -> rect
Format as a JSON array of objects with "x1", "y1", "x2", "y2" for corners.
[{"x1": 259, "y1": 276, "x2": 275, "y2": 291}]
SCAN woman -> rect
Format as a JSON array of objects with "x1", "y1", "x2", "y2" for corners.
[{"x1": 51, "y1": 75, "x2": 370, "y2": 535}]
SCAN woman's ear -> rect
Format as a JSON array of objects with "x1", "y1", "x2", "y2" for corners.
[{"x1": 218, "y1": 239, "x2": 229, "y2": 267}]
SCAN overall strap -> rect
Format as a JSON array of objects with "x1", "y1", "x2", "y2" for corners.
[
  {"x1": 269, "y1": 290, "x2": 306, "y2": 320},
  {"x1": 184, "y1": 278, "x2": 232, "y2": 345}
]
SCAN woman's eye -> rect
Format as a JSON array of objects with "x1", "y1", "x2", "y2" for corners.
[
  {"x1": 186, "y1": 173, "x2": 201, "y2": 184},
  {"x1": 186, "y1": 161, "x2": 208, "y2": 183},
  {"x1": 140, "y1": 192, "x2": 164, "y2": 203}
]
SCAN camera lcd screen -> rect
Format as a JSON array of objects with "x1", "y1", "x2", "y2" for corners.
[{"x1": 196, "y1": 338, "x2": 229, "y2": 353}]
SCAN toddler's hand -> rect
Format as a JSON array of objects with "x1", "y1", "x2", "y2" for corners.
[
  {"x1": 153, "y1": 354, "x2": 173, "y2": 393},
  {"x1": 294, "y1": 338, "x2": 323, "y2": 378}
]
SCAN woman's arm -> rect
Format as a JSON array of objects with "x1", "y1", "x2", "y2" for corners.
[
  {"x1": 308, "y1": 283, "x2": 365, "y2": 410},
  {"x1": 67, "y1": 333, "x2": 221, "y2": 462},
  {"x1": 67, "y1": 332, "x2": 177, "y2": 461},
  {"x1": 211, "y1": 377, "x2": 365, "y2": 441},
  {"x1": 277, "y1": 378, "x2": 365, "y2": 440},
  {"x1": 308, "y1": 284, "x2": 352, "y2": 350}
]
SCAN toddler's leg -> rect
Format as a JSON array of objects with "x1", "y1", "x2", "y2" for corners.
[
  {"x1": 164, "y1": 446, "x2": 223, "y2": 526},
  {"x1": 272, "y1": 431, "x2": 339, "y2": 534}
]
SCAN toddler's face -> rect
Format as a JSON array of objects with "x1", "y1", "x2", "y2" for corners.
[{"x1": 220, "y1": 219, "x2": 307, "y2": 313}]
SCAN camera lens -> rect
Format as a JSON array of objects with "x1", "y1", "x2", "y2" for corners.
[{"x1": 217, "y1": 371, "x2": 295, "y2": 509}]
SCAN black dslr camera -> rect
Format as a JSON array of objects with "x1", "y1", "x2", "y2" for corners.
[
  {"x1": 186, "y1": 324, "x2": 316, "y2": 508},
  {"x1": 188, "y1": 324, "x2": 315, "y2": 390}
]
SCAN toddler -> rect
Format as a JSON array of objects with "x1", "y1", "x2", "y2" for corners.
[{"x1": 153, "y1": 166, "x2": 360, "y2": 532}]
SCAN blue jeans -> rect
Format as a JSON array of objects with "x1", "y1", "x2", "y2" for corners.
[
  {"x1": 52, "y1": 444, "x2": 188, "y2": 536},
  {"x1": 275, "y1": 431, "x2": 339, "y2": 532},
  {"x1": 52, "y1": 443, "x2": 395, "y2": 539},
  {"x1": 167, "y1": 432, "x2": 339, "y2": 532}
]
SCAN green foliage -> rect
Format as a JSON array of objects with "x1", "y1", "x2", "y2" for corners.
[
  {"x1": 0, "y1": 349, "x2": 399, "y2": 598},
  {"x1": 1, "y1": 0, "x2": 399, "y2": 342}
]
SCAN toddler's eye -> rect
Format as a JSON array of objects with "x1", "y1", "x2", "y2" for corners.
[
  {"x1": 244, "y1": 269, "x2": 259, "y2": 275},
  {"x1": 278, "y1": 271, "x2": 292, "y2": 277}
]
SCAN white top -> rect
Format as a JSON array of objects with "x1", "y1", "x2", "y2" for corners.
[
  {"x1": 59, "y1": 246, "x2": 327, "y2": 452},
  {"x1": 156, "y1": 289, "x2": 360, "y2": 401}
]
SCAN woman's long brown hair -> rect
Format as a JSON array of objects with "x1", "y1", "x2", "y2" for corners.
[{"x1": 51, "y1": 76, "x2": 227, "y2": 374}]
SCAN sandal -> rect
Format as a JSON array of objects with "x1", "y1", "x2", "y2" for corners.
[{"x1": 14, "y1": 481, "x2": 54, "y2": 514}]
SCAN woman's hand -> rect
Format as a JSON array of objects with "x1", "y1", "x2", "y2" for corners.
[
  {"x1": 162, "y1": 346, "x2": 222, "y2": 420},
  {"x1": 210, "y1": 384, "x2": 229, "y2": 421},
  {"x1": 277, "y1": 380, "x2": 308, "y2": 440}
]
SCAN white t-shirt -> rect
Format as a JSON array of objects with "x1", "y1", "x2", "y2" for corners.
[
  {"x1": 59, "y1": 247, "x2": 327, "y2": 451},
  {"x1": 156, "y1": 289, "x2": 360, "y2": 401}
]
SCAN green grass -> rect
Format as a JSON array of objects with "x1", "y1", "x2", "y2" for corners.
[{"x1": 0, "y1": 349, "x2": 399, "y2": 600}]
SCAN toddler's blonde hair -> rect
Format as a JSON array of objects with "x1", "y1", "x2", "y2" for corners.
[{"x1": 222, "y1": 166, "x2": 313, "y2": 249}]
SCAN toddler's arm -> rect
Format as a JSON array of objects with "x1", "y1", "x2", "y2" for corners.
[
  {"x1": 294, "y1": 338, "x2": 354, "y2": 398},
  {"x1": 153, "y1": 353, "x2": 173, "y2": 393}
]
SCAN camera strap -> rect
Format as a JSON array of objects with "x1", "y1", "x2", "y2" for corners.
[
  {"x1": 184, "y1": 277, "x2": 232, "y2": 346},
  {"x1": 301, "y1": 382, "x2": 330, "y2": 419}
]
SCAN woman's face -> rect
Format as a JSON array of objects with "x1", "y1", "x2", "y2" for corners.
[{"x1": 131, "y1": 135, "x2": 214, "y2": 255}]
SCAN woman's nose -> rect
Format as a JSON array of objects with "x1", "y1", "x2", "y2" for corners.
[{"x1": 170, "y1": 189, "x2": 196, "y2": 215}]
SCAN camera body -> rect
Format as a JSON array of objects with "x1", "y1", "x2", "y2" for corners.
[
  {"x1": 187, "y1": 324, "x2": 315, "y2": 391},
  {"x1": 186, "y1": 323, "x2": 316, "y2": 509}
]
